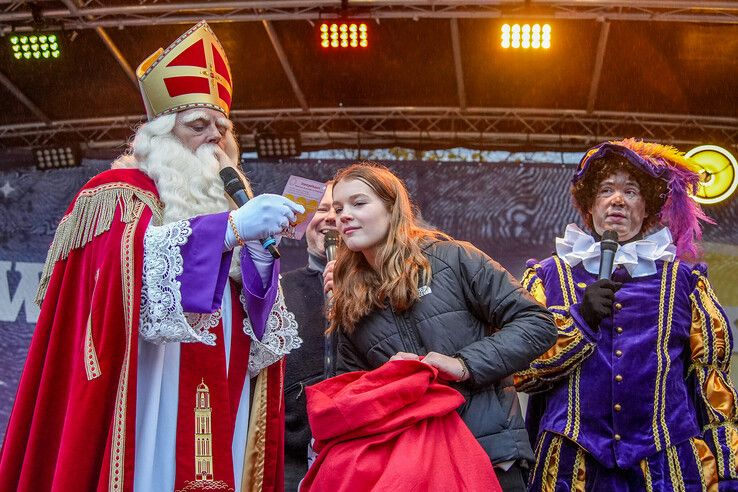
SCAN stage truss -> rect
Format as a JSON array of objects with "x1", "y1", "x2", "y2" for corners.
[
  {"x1": 1, "y1": 1, "x2": 737, "y2": 156},
  {"x1": 2, "y1": 1, "x2": 738, "y2": 31},
  {"x1": 1, "y1": 107, "x2": 736, "y2": 152}
]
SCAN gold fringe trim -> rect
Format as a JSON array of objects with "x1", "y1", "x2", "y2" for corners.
[{"x1": 35, "y1": 182, "x2": 162, "y2": 306}]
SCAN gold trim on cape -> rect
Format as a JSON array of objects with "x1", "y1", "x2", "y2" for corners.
[
  {"x1": 84, "y1": 269, "x2": 102, "y2": 380},
  {"x1": 109, "y1": 200, "x2": 146, "y2": 492},
  {"x1": 241, "y1": 370, "x2": 268, "y2": 491}
]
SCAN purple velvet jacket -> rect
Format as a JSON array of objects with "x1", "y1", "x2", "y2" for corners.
[{"x1": 516, "y1": 255, "x2": 738, "y2": 480}]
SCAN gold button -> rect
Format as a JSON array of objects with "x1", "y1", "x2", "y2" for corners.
[
  {"x1": 616, "y1": 326, "x2": 623, "y2": 333},
  {"x1": 615, "y1": 350, "x2": 623, "y2": 357},
  {"x1": 577, "y1": 282, "x2": 587, "y2": 289},
  {"x1": 614, "y1": 303, "x2": 622, "y2": 310},
  {"x1": 614, "y1": 434, "x2": 621, "y2": 441},
  {"x1": 614, "y1": 404, "x2": 622, "y2": 412},
  {"x1": 615, "y1": 374, "x2": 623, "y2": 382}
]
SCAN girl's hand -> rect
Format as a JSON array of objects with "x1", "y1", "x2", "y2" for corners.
[
  {"x1": 422, "y1": 351, "x2": 469, "y2": 382},
  {"x1": 323, "y1": 260, "x2": 336, "y2": 294},
  {"x1": 389, "y1": 352, "x2": 420, "y2": 362}
]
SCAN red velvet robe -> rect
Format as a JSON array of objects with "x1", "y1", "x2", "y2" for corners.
[{"x1": 0, "y1": 169, "x2": 285, "y2": 492}]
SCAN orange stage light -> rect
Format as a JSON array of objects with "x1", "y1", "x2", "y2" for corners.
[
  {"x1": 501, "y1": 24, "x2": 550, "y2": 50},
  {"x1": 319, "y1": 22, "x2": 368, "y2": 49}
]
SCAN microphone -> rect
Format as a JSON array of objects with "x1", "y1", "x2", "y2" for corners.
[
  {"x1": 323, "y1": 231, "x2": 338, "y2": 302},
  {"x1": 598, "y1": 229, "x2": 619, "y2": 280},
  {"x1": 324, "y1": 230, "x2": 338, "y2": 264},
  {"x1": 323, "y1": 230, "x2": 339, "y2": 380},
  {"x1": 219, "y1": 167, "x2": 280, "y2": 259}
]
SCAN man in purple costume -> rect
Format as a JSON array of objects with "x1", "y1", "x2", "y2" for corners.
[{"x1": 516, "y1": 138, "x2": 738, "y2": 491}]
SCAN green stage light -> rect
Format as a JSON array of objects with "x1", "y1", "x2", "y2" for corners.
[{"x1": 9, "y1": 32, "x2": 60, "y2": 61}]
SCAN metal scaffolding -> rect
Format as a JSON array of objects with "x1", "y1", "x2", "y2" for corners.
[
  {"x1": 2, "y1": 107, "x2": 736, "y2": 152},
  {"x1": 2, "y1": 1, "x2": 738, "y2": 31},
  {"x1": 1, "y1": 1, "x2": 736, "y2": 155}
]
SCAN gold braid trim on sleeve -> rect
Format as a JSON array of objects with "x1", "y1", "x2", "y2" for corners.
[
  {"x1": 35, "y1": 182, "x2": 162, "y2": 306},
  {"x1": 522, "y1": 266, "x2": 548, "y2": 306}
]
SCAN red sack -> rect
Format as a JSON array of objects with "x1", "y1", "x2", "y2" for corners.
[{"x1": 301, "y1": 360, "x2": 501, "y2": 492}]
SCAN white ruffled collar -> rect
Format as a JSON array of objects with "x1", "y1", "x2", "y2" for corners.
[{"x1": 555, "y1": 223, "x2": 676, "y2": 278}]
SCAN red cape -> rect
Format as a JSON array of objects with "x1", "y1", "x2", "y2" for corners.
[
  {"x1": 301, "y1": 360, "x2": 501, "y2": 492},
  {"x1": 0, "y1": 169, "x2": 159, "y2": 492}
]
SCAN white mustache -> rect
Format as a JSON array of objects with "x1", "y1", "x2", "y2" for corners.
[{"x1": 195, "y1": 144, "x2": 226, "y2": 166}]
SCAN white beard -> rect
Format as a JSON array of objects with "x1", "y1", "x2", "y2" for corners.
[
  {"x1": 134, "y1": 134, "x2": 236, "y2": 224},
  {"x1": 116, "y1": 130, "x2": 246, "y2": 282}
]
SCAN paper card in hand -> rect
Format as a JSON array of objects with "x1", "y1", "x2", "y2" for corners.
[{"x1": 282, "y1": 175, "x2": 328, "y2": 240}]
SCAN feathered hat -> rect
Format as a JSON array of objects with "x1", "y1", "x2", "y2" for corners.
[
  {"x1": 572, "y1": 138, "x2": 713, "y2": 260},
  {"x1": 136, "y1": 21, "x2": 233, "y2": 120}
]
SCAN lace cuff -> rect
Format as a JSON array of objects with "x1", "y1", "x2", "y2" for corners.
[
  {"x1": 240, "y1": 284, "x2": 301, "y2": 374},
  {"x1": 139, "y1": 220, "x2": 218, "y2": 346}
]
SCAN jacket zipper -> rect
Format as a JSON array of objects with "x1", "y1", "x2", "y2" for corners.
[
  {"x1": 405, "y1": 311, "x2": 426, "y2": 356},
  {"x1": 390, "y1": 305, "x2": 418, "y2": 354},
  {"x1": 391, "y1": 305, "x2": 422, "y2": 355}
]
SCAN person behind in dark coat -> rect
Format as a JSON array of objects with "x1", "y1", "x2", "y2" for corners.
[
  {"x1": 281, "y1": 183, "x2": 337, "y2": 491},
  {"x1": 322, "y1": 162, "x2": 557, "y2": 492}
]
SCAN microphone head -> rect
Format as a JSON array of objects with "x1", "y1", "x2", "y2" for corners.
[
  {"x1": 601, "y1": 229, "x2": 619, "y2": 252},
  {"x1": 324, "y1": 230, "x2": 339, "y2": 262},
  {"x1": 324, "y1": 230, "x2": 339, "y2": 248},
  {"x1": 219, "y1": 167, "x2": 244, "y2": 196}
]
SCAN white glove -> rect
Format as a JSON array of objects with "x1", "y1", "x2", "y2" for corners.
[
  {"x1": 245, "y1": 240, "x2": 274, "y2": 287},
  {"x1": 224, "y1": 194, "x2": 304, "y2": 250}
]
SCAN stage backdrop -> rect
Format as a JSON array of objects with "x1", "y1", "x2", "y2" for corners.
[{"x1": 1, "y1": 158, "x2": 736, "y2": 439}]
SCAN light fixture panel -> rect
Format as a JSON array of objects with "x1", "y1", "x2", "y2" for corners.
[
  {"x1": 319, "y1": 22, "x2": 369, "y2": 49},
  {"x1": 501, "y1": 24, "x2": 550, "y2": 50}
]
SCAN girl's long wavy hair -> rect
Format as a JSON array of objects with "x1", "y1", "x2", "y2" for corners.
[{"x1": 328, "y1": 163, "x2": 448, "y2": 334}]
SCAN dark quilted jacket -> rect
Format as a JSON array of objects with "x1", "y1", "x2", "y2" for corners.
[{"x1": 336, "y1": 239, "x2": 557, "y2": 465}]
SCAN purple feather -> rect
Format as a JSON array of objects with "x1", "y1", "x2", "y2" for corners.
[{"x1": 658, "y1": 161, "x2": 714, "y2": 262}]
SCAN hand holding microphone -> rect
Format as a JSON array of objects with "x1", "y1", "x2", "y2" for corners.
[
  {"x1": 322, "y1": 261, "x2": 336, "y2": 296},
  {"x1": 581, "y1": 279, "x2": 622, "y2": 330},
  {"x1": 220, "y1": 168, "x2": 304, "y2": 256},
  {"x1": 581, "y1": 230, "x2": 622, "y2": 329},
  {"x1": 322, "y1": 230, "x2": 339, "y2": 296}
]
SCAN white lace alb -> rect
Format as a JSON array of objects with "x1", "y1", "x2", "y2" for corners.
[
  {"x1": 240, "y1": 285, "x2": 301, "y2": 375},
  {"x1": 139, "y1": 220, "x2": 219, "y2": 345}
]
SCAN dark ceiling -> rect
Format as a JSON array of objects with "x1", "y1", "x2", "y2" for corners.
[{"x1": 0, "y1": 1, "x2": 737, "y2": 156}]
